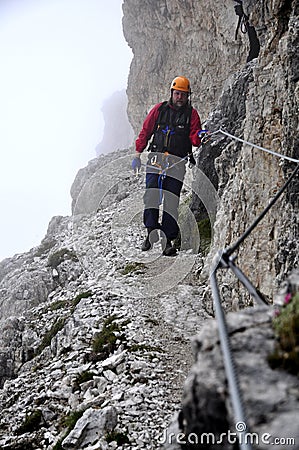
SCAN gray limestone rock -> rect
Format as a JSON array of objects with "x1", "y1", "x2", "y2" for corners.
[
  {"x1": 61, "y1": 406, "x2": 117, "y2": 449},
  {"x1": 178, "y1": 306, "x2": 299, "y2": 450}
]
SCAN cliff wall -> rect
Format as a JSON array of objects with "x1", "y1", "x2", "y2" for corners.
[{"x1": 123, "y1": 0, "x2": 247, "y2": 131}]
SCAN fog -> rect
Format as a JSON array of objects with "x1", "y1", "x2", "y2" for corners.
[
  {"x1": 0, "y1": 0, "x2": 132, "y2": 261},
  {"x1": 96, "y1": 89, "x2": 134, "y2": 155}
]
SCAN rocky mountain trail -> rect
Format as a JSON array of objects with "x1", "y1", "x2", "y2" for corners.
[
  {"x1": 1, "y1": 142, "x2": 296, "y2": 449},
  {"x1": 1, "y1": 1, "x2": 298, "y2": 447},
  {"x1": 0, "y1": 153, "x2": 211, "y2": 449}
]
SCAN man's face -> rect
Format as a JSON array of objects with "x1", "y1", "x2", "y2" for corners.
[{"x1": 172, "y1": 89, "x2": 189, "y2": 108}]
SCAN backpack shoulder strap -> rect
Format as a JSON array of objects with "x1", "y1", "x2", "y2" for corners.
[
  {"x1": 153, "y1": 101, "x2": 169, "y2": 131},
  {"x1": 157, "y1": 101, "x2": 168, "y2": 119},
  {"x1": 154, "y1": 101, "x2": 192, "y2": 132},
  {"x1": 185, "y1": 105, "x2": 192, "y2": 125}
]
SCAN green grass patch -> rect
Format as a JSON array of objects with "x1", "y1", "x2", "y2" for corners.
[
  {"x1": 70, "y1": 291, "x2": 92, "y2": 313},
  {"x1": 121, "y1": 262, "x2": 145, "y2": 275},
  {"x1": 90, "y1": 316, "x2": 130, "y2": 361},
  {"x1": 36, "y1": 317, "x2": 66, "y2": 355},
  {"x1": 75, "y1": 371, "x2": 96, "y2": 385},
  {"x1": 35, "y1": 291, "x2": 93, "y2": 358},
  {"x1": 92, "y1": 315, "x2": 121, "y2": 356},
  {"x1": 53, "y1": 410, "x2": 85, "y2": 450},
  {"x1": 49, "y1": 300, "x2": 68, "y2": 311},
  {"x1": 197, "y1": 218, "x2": 212, "y2": 255},
  {"x1": 16, "y1": 409, "x2": 43, "y2": 435},
  {"x1": 73, "y1": 290, "x2": 92, "y2": 305},
  {"x1": 128, "y1": 343, "x2": 163, "y2": 353},
  {"x1": 48, "y1": 248, "x2": 78, "y2": 269},
  {"x1": 268, "y1": 293, "x2": 299, "y2": 376},
  {"x1": 60, "y1": 410, "x2": 84, "y2": 429},
  {"x1": 49, "y1": 291, "x2": 92, "y2": 314}
]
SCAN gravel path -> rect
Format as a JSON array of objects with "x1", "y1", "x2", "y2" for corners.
[{"x1": 0, "y1": 165, "x2": 212, "y2": 450}]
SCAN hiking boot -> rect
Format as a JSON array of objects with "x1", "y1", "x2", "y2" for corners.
[
  {"x1": 141, "y1": 228, "x2": 159, "y2": 251},
  {"x1": 162, "y1": 239, "x2": 177, "y2": 257},
  {"x1": 142, "y1": 235, "x2": 151, "y2": 251}
]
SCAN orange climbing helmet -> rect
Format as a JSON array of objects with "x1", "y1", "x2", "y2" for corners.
[{"x1": 170, "y1": 76, "x2": 191, "y2": 93}]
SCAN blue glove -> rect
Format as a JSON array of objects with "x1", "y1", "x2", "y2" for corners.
[{"x1": 132, "y1": 156, "x2": 141, "y2": 172}]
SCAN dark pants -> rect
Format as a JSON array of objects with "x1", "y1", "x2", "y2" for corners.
[{"x1": 143, "y1": 156, "x2": 186, "y2": 240}]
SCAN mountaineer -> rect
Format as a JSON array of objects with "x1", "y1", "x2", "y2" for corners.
[{"x1": 132, "y1": 76, "x2": 206, "y2": 256}]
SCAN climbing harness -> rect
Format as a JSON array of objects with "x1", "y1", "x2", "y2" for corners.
[
  {"x1": 151, "y1": 152, "x2": 170, "y2": 204},
  {"x1": 149, "y1": 101, "x2": 193, "y2": 157},
  {"x1": 207, "y1": 126, "x2": 299, "y2": 449},
  {"x1": 149, "y1": 151, "x2": 187, "y2": 204}
]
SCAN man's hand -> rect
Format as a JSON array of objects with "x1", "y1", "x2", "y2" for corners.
[
  {"x1": 132, "y1": 153, "x2": 141, "y2": 173},
  {"x1": 198, "y1": 130, "x2": 211, "y2": 145}
]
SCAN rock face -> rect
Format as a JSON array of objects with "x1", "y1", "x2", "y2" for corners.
[
  {"x1": 204, "y1": 0, "x2": 299, "y2": 300},
  {"x1": 123, "y1": 0, "x2": 248, "y2": 133},
  {"x1": 178, "y1": 306, "x2": 299, "y2": 450}
]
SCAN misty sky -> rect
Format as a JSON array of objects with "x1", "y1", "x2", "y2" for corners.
[{"x1": 0, "y1": 0, "x2": 132, "y2": 261}]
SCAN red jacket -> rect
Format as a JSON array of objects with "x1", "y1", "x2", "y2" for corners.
[{"x1": 136, "y1": 102, "x2": 202, "y2": 153}]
